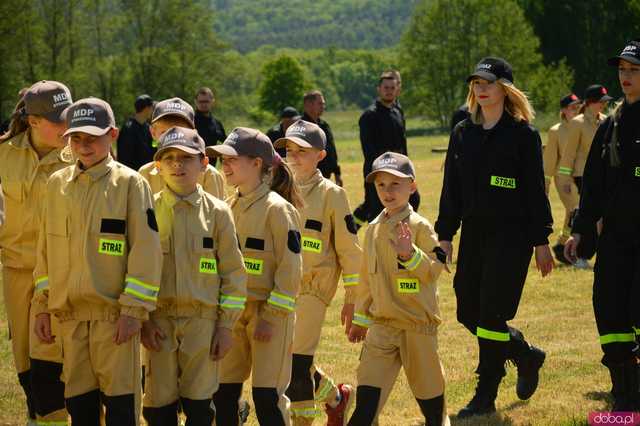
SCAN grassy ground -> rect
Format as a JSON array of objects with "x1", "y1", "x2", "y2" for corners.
[{"x1": 0, "y1": 111, "x2": 608, "y2": 425}]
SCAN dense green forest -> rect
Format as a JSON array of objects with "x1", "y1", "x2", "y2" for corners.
[{"x1": 211, "y1": 0, "x2": 419, "y2": 53}]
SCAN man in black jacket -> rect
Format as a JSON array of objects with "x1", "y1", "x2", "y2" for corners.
[
  {"x1": 353, "y1": 72, "x2": 420, "y2": 226},
  {"x1": 302, "y1": 90, "x2": 342, "y2": 186},
  {"x1": 194, "y1": 86, "x2": 226, "y2": 166},
  {"x1": 266, "y1": 106, "x2": 299, "y2": 157},
  {"x1": 116, "y1": 94, "x2": 154, "y2": 171}
]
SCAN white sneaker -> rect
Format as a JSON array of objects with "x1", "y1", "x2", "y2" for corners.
[{"x1": 574, "y1": 258, "x2": 591, "y2": 269}]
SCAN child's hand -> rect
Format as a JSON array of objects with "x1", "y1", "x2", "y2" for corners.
[
  {"x1": 535, "y1": 245, "x2": 555, "y2": 277},
  {"x1": 348, "y1": 324, "x2": 368, "y2": 343},
  {"x1": 114, "y1": 315, "x2": 142, "y2": 345},
  {"x1": 390, "y1": 221, "x2": 414, "y2": 261},
  {"x1": 141, "y1": 320, "x2": 166, "y2": 351},
  {"x1": 341, "y1": 303, "x2": 355, "y2": 335},
  {"x1": 34, "y1": 313, "x2": 55, "y2": 344},
  {"x1": 254, "y1": 318, "x2": 274, "y2": 343},
  {"x1": 564, "y1": 234, "x2": 581, "y2": 264},
  {"x1": 210, "y1": 327, "x2": 233, "y2": 361},
  {"x1": 439, "y1": 240, "x2": 453, "y2": 273}
]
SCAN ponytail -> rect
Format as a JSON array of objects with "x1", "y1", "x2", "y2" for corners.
[
  {"x1": 0, "y1": 98, "x2": 29, "y2": 142},
  {"x1": 263, "y1": 153, "x2": 304, "y2": 209}
]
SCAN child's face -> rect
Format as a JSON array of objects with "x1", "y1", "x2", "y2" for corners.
[
  {"x1": 156, "y1": 148, "x2": 207, "y2": 195},
  {"x1": 69, "y1": 130, "x2": 117, "y2": 169},
  {"x1": 285, "y1": 142, "x2": 325, "y2": 178},
  {"x1": 29, "y1": 116, "x2": 68, "y2": 149},
  {"x1": 221, "y1": 155, "x2": 262, "y2": 187},
  {"x1": 374, "y1": 172, "x2": 417, "y2": 215}
]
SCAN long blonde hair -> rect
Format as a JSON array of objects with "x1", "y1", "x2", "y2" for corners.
[{"x1": 466, "y1": 79, "x2": 535, "y2": 124}]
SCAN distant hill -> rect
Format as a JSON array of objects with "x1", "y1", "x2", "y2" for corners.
[{"x1": 211, "y1": 0, "x2": 419, "y2": 52}]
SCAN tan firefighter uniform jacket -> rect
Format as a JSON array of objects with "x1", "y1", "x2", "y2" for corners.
[
  {"x1": 139, "y1": 161, "x2": 225, "y2": 199},
  {"x1": 558, "y1": 110, "x2": 606, "y2": 178},
  {"x1": 227, "y1": 182, "x2": 302, "y2": 323},
  {"x1": 154, "y1": 185, "x2": 247, "y2": 329},
  {"x1": 32, "y1": 155, "x2": 162, "y2": 321},
  {"x1": 0, "y1": 130, "x2": 74, "y2": 269},
  {"x1": 297, "y1": 170, "x2": 362, "y2": 305},
  {"x1": 0, "y1": 183, "x2": 4, "y2": 227},
  {"x1": 353, "y1": 205, "x2": 445, "y2": 333},
  {"x1": 543, "y1": 120, "x2": 571, "y2": 180}
]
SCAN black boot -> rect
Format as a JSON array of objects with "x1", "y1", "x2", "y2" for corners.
[
  {"x1": 512, "y1": 345, "x2": 546, "y2": 400},
  {"x1": 552, "y1": 243, "x2": 571, "y2": 265},
  {"x1": 457, "y1": 374, "x2": 502, "y2": 418},
  {"x1": 102, "y1": 393, "x2": 136, "y2": 426},
  {"x1": 417, "y1": 394, "x2": 445, "y2": 425},
  {"x1": 142, "y1": 401, "x2": 179, "y2": 426},
  {"x1": 181, "y1": 397, "x2": 215, "y2": 426},
  {"x1": 66, "y1": 390, "x2": 101, "y2": 426},
  {"x1": 17, "y1": 370, "x2": 36, "y2": 420},
  {"x1": 609, "y1": 360, "x2": 640, "y2": 412}
]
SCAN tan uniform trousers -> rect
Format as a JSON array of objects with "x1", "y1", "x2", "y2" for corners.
[
  {"x1": 59, "y1": 317, "x2": 141, "y2": 424},
  {"x1": 290, "y1": 293, "x2": 339, "y2": 424},
  {"x1": 220, "y1": 301, "x2": 294, "y2": 425},
  {"x1": 553, "y1": 176, "x2": 579, "y2": 244},
  {"x1": 357, "y1": 323, "x2": 448, "y2": 424},
  {"x1": 3, "y1": 267, "x2": 63, "y2": 372},
  {"x1": 143, "y1": 316, "x2": 219, "y2": 407}
]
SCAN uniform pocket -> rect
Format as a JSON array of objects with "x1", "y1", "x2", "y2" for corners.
[{"x1": 192, "y1": 235, "x2": 220, "y2": 303}]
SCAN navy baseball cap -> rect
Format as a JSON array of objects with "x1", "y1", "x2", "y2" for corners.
[{"x1": 467, "y1": 57, "x2": 514, "y2": 84}]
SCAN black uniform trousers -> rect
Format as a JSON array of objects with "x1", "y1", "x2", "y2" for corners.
[
  {"x1": 353, "y1": 181, "x2": 420, "y2": 224},
  {"x1": 453, "y1": 220, "x2": 532, "y2": 377},
  {"x1": 593, "y1": 227, "x2": 640, "y2": 366},
  {"x1": 573, "y1": 176, "x2": 599, "y2": 259}
]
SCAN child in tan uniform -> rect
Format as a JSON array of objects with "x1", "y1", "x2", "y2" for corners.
[
  {"x1": 273, "y1": 120, "x2": 362, "y2": 425},
  {"x1": 137, "y1": 97, "x2": 225, "y2": 198},
  {"x1": 33, "y1": 97, "x2": 162, "y2": 426},
  {"x1": 0, "y1": 80, "x2": 73, "y2": 425},
  {"x1": 348, "y1": 152, "x2": 449, "y2": 426},
  {"x1": 208, "y1": 128, "x2": 303, "y2": 426},
  {"x1": 141, "y1": 127, "x2": 247, "y2": 425}
]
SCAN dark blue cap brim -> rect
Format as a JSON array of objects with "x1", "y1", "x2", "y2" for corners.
[
  {"x1": 466, "y1": 71, "x2": 497, "y2": 83},
  {"x1": 608, "y1": 55, "x2": 640, "y2": 66}
]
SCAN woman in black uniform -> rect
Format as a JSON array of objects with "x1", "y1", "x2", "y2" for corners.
[
  {"x1": 435, "y1": 57, "x2": 554, "y2": 418},
  {"x1": 565, "y1": 39, "x2": 640, "y2": 411}
]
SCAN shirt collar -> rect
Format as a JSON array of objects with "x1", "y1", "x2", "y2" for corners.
[
  {"x1": 229, "y1": 182, "x2": 270, "y2": 211},
  {"x1": 8, "y1": 130, "x2": 73, "y2": 166},
  {"x1": 297, "y1": 169, "x2": 323, "y2": 196},
  {"x1": 160, "y1": 185, "x2": 202, "y2": 208},
  {"x1": 68, "y1": 155, "x2": 115, "y2": 182},
  {"x1": 370, "y1": 204, "x2": 413, "y2": 226}
]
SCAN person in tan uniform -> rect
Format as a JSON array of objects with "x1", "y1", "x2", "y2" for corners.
[
  {"x1": 32, "y1": 97, "x2": 162, "y2": 426},
  {"x1": 208, "y1": 128, "x2": 303, "y2": 426},
  {"x1": 0, "y1": 182, "x2": 4, "y2": 227},
  {"x1": 272, "y1": 120, "x2": 362, "y2": 426},
  {"x1": 543, "y1": 93, "x2": 581, "y2": 264},
  {"x1": 137, "y1": 97, "x2": 225, "y2": 198},
  {"x1": 348, "y1": 152, "x2": 449, "y2": 426},
  {"x1": 141, "y1": 127, "x2": 247, "y2": 425},
  {"x1": 557, "y1": 84, "x2": 612, "y2": 268},
  {"x1": 0, "y1": 80, "x2": 73, "y2": 425}
]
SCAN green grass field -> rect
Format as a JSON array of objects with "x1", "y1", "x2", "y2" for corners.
[{"x1": 0, "y1": 111, "x2": 608, "y2": 425}]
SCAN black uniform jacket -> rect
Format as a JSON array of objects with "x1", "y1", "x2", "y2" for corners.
[
  {"x1": 573, "y1": 101, "x2": 640, "y2": 236},
  {"x1": 435, "y1": 112, "x2": 553, "y2": 246}
]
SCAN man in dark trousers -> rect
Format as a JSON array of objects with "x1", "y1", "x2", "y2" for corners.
[
  {"x1": 116, "y1": 94, "x2": 154, "y2": 171},
  {"x1": 266, "y1": 106, "x2": 299, "y2": 157},
  {"x1": 302, "y1": 90, "x2": 343, "y2": 186},
  {"x1": 194, "y1": 86, "x2": 226, "y2": 166},
  {"x1": 353, "y1": 72, "x2": 420, "y2": 227}
]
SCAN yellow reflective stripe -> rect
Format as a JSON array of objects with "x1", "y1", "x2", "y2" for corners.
[
  {"x1": 35, "y1": 276, "x2": 49, "y2": 292},
  {"x1": 353, "y1": 312, "x2": 372, "y2": 328},
  {"x1": 544, "y1": 175, "x2": 552, "y2": 181},
  {"x1": 220, "y1": 293, "x2": 246, "y2": 310},
  {"x1": 124, "y1": 277, "x2": 159, "y2": 302},
  {"x1": 600, "y1": 333, "x2": 636, "y2": 345},
  {"x1": 342, "y1": 274, "x2": 359, "y2": 287},
  {"x1": 476, "y1": 327, "x2": 510, "y2": 342},
  {"x1": 353, "y1": 216, "x2": 366, "y2": 226},
  {"x1": 399, "y1": 248, "x2": 423, "y2": 271},
  {"x1": 558, "y1": 166, "x2": 573, "y2": 175},
  {"x1": 267, "y1": 291, "x2": 296, "y2": 312},
  {"x1": 634, "y1": 327, "x2": 640, "y2": 336},
  {"x1": 315, "y1": 378, "x2": 334, "y2": 401},
  {"x1": 291, "y1": 407, "x2": 321, "y2": 418}
]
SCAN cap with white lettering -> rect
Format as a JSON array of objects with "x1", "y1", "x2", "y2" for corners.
[
  {"x1": 466, "y1": 57, "x2": 514, "y2": 84},
  {"x1": 23, "y1": 80, "x2": 73, "y2": 123},
  {"x1": 608, "y1": 39, "x2": 640, "y2": 66},
  {"x1": 152, "y1": 97, "x2": 195, "y2": 128},
  {"x1": 154, "y1": 126, "x2": 205, "y2": 160},
  {"x1": 365, "y1": 152, "x2": 416, "y2": 182},
  {"x1": 206, "y1": 127, "x2": 275, "y2": 164},
  {"x1": 63, "y1": 97, "x2": 116, "y2": 137},
  {"x1": 274, "y1": 119, "x2": 326, "y2": 150}
]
